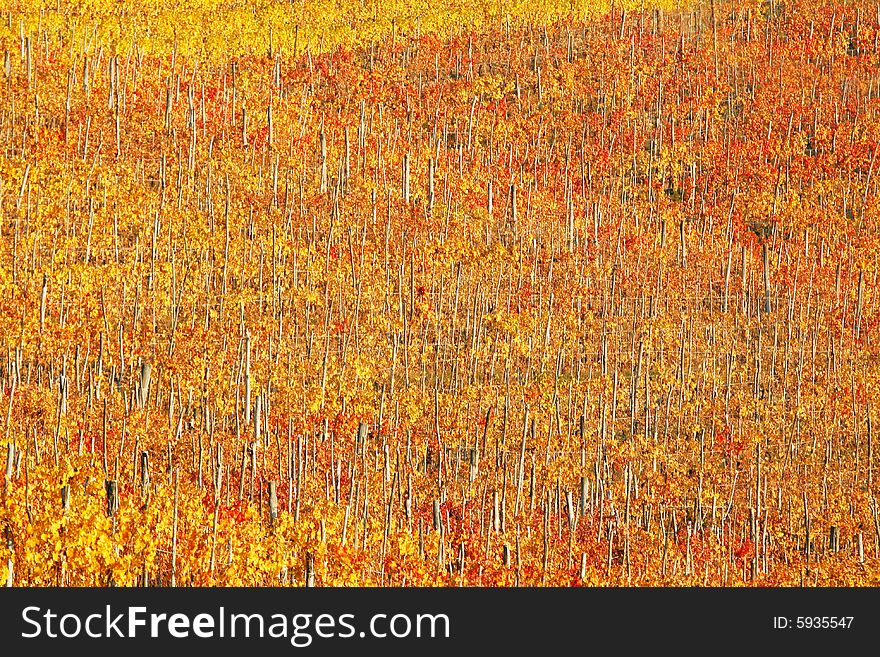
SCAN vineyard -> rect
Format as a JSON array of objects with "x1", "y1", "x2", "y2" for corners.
[{"x1": 2, "y1": 0, "x2": 880, "y2": 586}]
